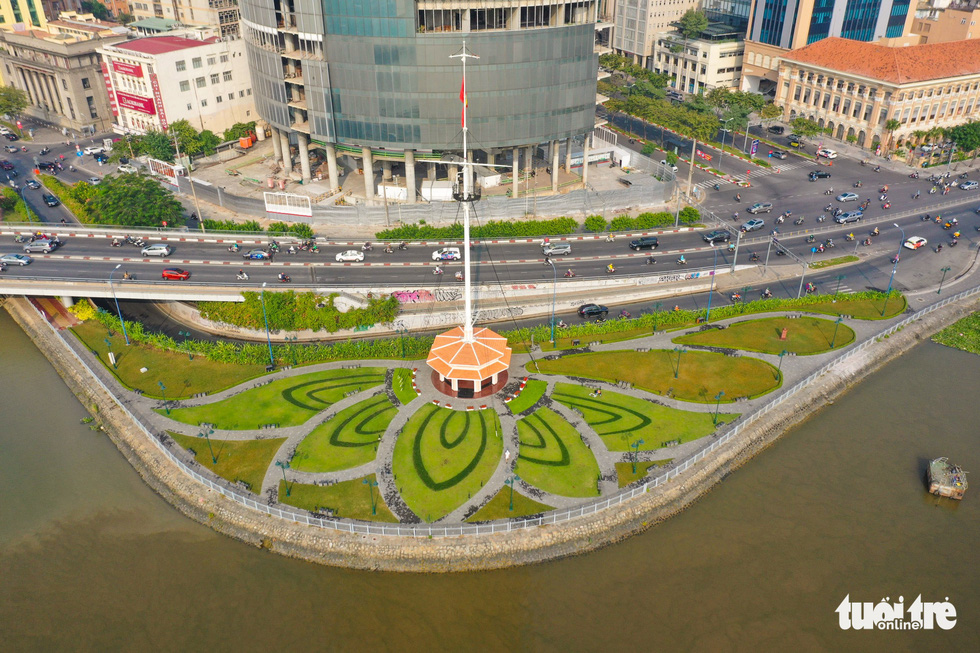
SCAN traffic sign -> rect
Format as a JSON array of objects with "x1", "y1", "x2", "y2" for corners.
[{"x1": 750, "y1": 139, "x2": 759, "y2": 155}]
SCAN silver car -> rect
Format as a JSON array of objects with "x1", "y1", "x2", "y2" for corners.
[{"x1": 140, "y1": 243, "x2": 172, "y2": 257}]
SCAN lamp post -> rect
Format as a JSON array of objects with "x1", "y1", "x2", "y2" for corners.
[
  {"x1": 158, "y1": 381, "x2": 169, "y2": 415},
  {"x1": 285, "y1": 335, "x2": 298, "y2": 366},
  {"x1": 629, "y1": 437, "x2": 645, "y2": 474},
  {"x1": 830, "y1": 315, "x2": 845, "y2": 348},
  {"x1": 881, "y1": 222, "x2": 905, "y2": 317},
  {"x1": 200, "y1": 427, "x2": 217, "y2": 464},
  {"x1": 673, "y1": 347, "x2": 686, "y2": 379},
  {"x1": 652, "y1": 301, "x2": 663, "y2": 332},
  {"x1": 834, "y1": 274, "x2": 846, "y2": 296},
  {"x1": 108, "y1": 264, "x2": 130, "y2": 345},
  {"x1": 775, "y1": 349, "x2": 788, "y2": 380},
  {"x1": 504, "y1": 473, "x2": 520, "y2": 511},
  {"x1": 719, "y1": 117, "x2": 734, "y2": 173},
  {"x1": 705, "y1": 247, "x2": 719, "y2": 323},
  {"x1": 713, "y1": 391, "x2": 725, "y2": 425},
  {"x1": 937, "y1": 266, "x2": 952, "y2": 294},
  {"x1": 178, "y1": 330, "x2": 192, "y2": 360},
  {"x1": 103, "y1": 337, "x2": 116, "y2": 368},
  {"x1": 275, "y1": 460, "x2": 291, "y2": 497},
  {"x1": 363, "y1": 477, "x2": 379, "y2": 515},
  {"x1": 260, "y1": 282, "x2": 275, "y2": 370},
  {"x1": 546, "y1": 257, "x2": 558, "y2": 344}
]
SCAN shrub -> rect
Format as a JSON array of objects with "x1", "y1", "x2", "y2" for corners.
[
  {"x1": 376, "y1": 216, "x2": 579, "y2": 240},
  {"x1": 38, "y1": 174, "x2": 94, "y2": 222},
  {"x1": 68, "y1": 301, "x2": 98, "y2": 321},
  {"x1": 198, "y1": 291, "x2": 399, "y2": 333},
  {"x1": 201, "y1": 219, "x2": 263, "y2": 233},
  {"x1": 584, "y1": 214, "x2": 607, "y2": 233},
  {"x1": 678, "y1": 206, "x2": 700, "y2": 224}
]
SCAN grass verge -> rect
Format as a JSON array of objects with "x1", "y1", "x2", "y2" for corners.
[
  {"x1": 291, "y1": 394, "x2": 396, "y2": 473},
  {"x1": 278, "y1": 474, "x2": 398, "y2": 522},
  {"x1": 933, "y1": 312, "x2": 980, "y2": 355},
  {"x1": 530, "y1": 349, "x2": 779, "y2": 402},
  {"x1": 672, "y1": 316, "x2": 855, "y2": 355},
  {"x1": 168, "y1": 430, "x2": 285, "y2": 493},
  {"x1": 393, "y1": 404, "x2": 503, "y2": 522},
  {"x1": 467, "y1": 488, "x2": 554, "y2": 522},
  {"x1": 506, "y1": 379, "x2": 547, "y2": 415},
  {"x1": 551, "y1": 383, "x2": 736, "y2": 451},
  {"x1": 809, "y1": 255, "x2": 859, "y2": 269},
  {"x1": 392, "y1": 368, "x2": 419, "y2": 405},
  {"x1": 72, "y1": 320, "x2": 266, "y2": 399},
  {"x1": 163, "y1": 368, "x2": 385, "y2": 429},
  {"x1": 515, "y1": 408, "x2": 600, "y2": 498},
  {"x1": 616, "y1": 460, "x2": 673, "y2": 487}
]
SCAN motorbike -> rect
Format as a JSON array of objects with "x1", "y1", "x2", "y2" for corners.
[
  {"x1": 564, "y1": 270, "x2": 576, "y2": 278},
  {"x1": 805, "y1": 283, "x2": 817, "y2": 294},
  {"x1": 862, "y1": 238, "x2": 873, "y2": 246},
  {"x1": 454, "y1": 271, "x2": 464, "y2": 281},
  {"x1": 362, "y1": 242, "x2": 373, "y2": 252},
  {"x1": 870, "y1": 227, "x2": 880, "y2": 237},
  {"x1": 824, "y1": 204, "x2": 833, "y2": 212},
  {"x1": 909, "y1": 172, "x2": 919, "y2": 179},
  {"x1": 824, "y1": 188, "x2": 834, "y2": 195},
  {"x1": 891, "y1": 255, "x2": 900, "y2": 264},
  {"x1": 943, "y1": 222, "x2": 953, "y2": 230},
  {"x1": 806, "y1": 234, "x2": 816, "y2": 243},
  {"x1": 727, "y1": 243, "x2": 736, "y2": 253},
  {"x1": 853, "y1": 182, "x2": 862, "y2": 188},
  {"x1": 713, "y1": 183, "x2": 720, "y2": 191},
  {"x1": 228, "y1": 244, "x2": 240, "y2": 252},
  {"x1": 619, "y1": 310, "x2": 632, "y2": 318},
  {"x1": 879, "y1": 194, "x2": 887, "y2": 201},
  {"x1": 817, "y1": 214, "x2": 827, "y2": 223},
  {"x1": 287, "y1": 245, "x2": 297, "y2": 255},
  {"x1": 122, "y1": 272, "x2": 135, "y2": 281},
  {"x1": 750, "y1": 253, "x2": 760, "y2": 262},
  {"x1": 845, "y1": 233, "x2": 855, "y2": 242},
  {"x1": 929, "y1": 187, "x2": 938, "y2": 194},
  {"x1": 960, "y1": 173, "x2": 969, "y2": 179},
  {"x1": 433, "y1": 267, "x2": 444, "y2": 276},
  {"x1": 761, "y1": 289, "x2": 773, "y2": 299},
  {"x1": 269, "y1": 240, "x2": 280, "y2": 253},
  {"x1": 69, "y1": 165, "x2": 75, "y2": 172},
  {"x1": 111, "y1": 239, "x2": 122, "y2": 247},
  {"x1": 874, "y1": 166, "x2": 881, "y2": 173},
  {"x1": 383, "y1": 245, "x2": 393, "y2": 254},
  {"x1": 921, "y1": 214, "x2": 932, "y2": 222},
  {"x1": 826, "y1": 239, "x2": 835, "y2": 248},
  {"x1": 39, "y1": 147, "x2": 50, "y2": 155},
  {"x1": 676, "y1": 257, "x2": 687, "y2": 266},
  {"x1": 236, "y1": 271, "x2": 249, "y2": 280},
  {"x1": 278, "y1": 273, "x2": 291, "y2": 283},
  {"x1": 730, "y1": 293, "x2": 742, "y2": 303},
  {"x1": 814, "y1": 244, "x2": 826, "y2": 253},
  {"x1": 20, "y1": 146, "x2": 27, "y2": 152},
  {"x1": 645, "y1": 256, "x2": 656, "y2": 265},
  {"x1": 775, "y1": 215, "x2": 785, "y2": 224},
  {"x1": 794, "y1": 217, "x2": 805, "y2": 225},
  {"x1": 606, "y1": 265, "x2": 617, "y2": 273},
  {"x1": 950, "y1": 239, "x2": 959, "y2": 247},
  {"x1": 882, "y1": 202, "x2": 891, "y2": 209},
  {"x1": 557, "y1": 320, "x2": 568, "y2": 329},
  {"x1": 398, "y1": 242, "x2": 408, "y2": 251},
  {"x1": 604, "y1": 234, "x2": 615, "y2": 242},
  {"x1": 14, "y1": 235, "x2": 32, "y2": 244}
]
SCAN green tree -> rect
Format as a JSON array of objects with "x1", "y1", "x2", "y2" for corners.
[
  {"x1": 81, "y1": 1, "x2": 110, "y2": 20},
  {"x1": 684, "y1": 94, "x2": 714, "y2": 115},
  {"x1": 88, "y1": 174, "x2": 183, "y2": 227},
  {"x1": 198, "y1": 129, "x2": 221, "y2": 156},
  {"x1": 759, "y1": 102, "x2": 783, "y2": 128},
  {"x1": 584, "y1": 215, "x2": 607, "y2": 233},
  {"x1": 677, "y1": 9, "x2": 708, "y2": 40},
  {"x1": 790, "y1": 117, "x2": 823, "y2": 139},
  {"x1": 130, "y1": 130, "x2": 175, "y2": 162},
  {"x1": 223, "y1": 121, "x2": 257, "y2": 142},
  {"x1": 948, "y1": 121, "x2": 980, "y2": 162},
  {"x1": 664, "y1": 151, "x2": 679, "y2": 166},
  {"x1": 169, "y1": 119, "x2": 202, "y2": 158},
  {"x1": 705, "y1": 87, "x2": 732, "y2": 109},
  {"x1": 0, "y1": 85, "x2": 29, "y2": 117},
  {"x1": 883, "y1": 118, "x2": 902, "y2": 152},
  {"x1": 641, "y1": 142, "x2": 657, "y2": 157}
]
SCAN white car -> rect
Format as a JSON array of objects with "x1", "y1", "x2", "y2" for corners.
[
  {"x1": 117, "y1": 163, "x2": 139, "y2": 174},
  {"x1": 431, "y1": 247, "x2": 461, "y2": 261},
  {"x1": 141, "y1": 243, "x2": 172, "y2": 257},
  {"x1": 83, "y1": 146, "x2": 105, "y2": 155},
  {"x1": 816, "y1": 148, "x2": 838, "y2": 159},
  {"x1": 836, "y1": 192, "x2": 859, "y2": 202},
  {"x1": 660, "y1": 160, "x2": 678, "y2": 172},
  {"x1": 335, "y1": 250, "x2": 365, "y2": 262},
  {"x1": 960, "y1": 180, "x2": 978, "y2": 191},
  {"x1": 903, "y1": 236, "x2": 928, "y2": 250},
  {"x1": 86, "y1": 177, "x2": 101, "y2": 185}
]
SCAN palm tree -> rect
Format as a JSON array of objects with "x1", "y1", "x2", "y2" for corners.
[
  {"x1": 884, "y1": 119, "x2": 901, "y2": 152},
  {"x1": 911, "y1": 130, "x2": 926, "y2": 148}
]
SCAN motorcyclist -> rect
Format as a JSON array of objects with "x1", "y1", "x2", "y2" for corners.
[
  {"x1": 237, "y1": 269, "x2": 248, "y2": 280},
  {"x1": 606, "y1": 263, "x2": 616, "y2": 273},
  {"x1": 677, "y1": 255, "x2": 686, "y2": 265},
  {"x1": 871, "y1": 227, "x2": 879, "y2": 237},
  {"x1": 454, "y1": 271, "x2": 464, "y2": 281},
  {"x1": 762, "y1": 288, "x2": 772, "y2": 299},
  {"x1": 433, "y1": 266, "x2": 443, "y2": 275},
  {"x1": 564, "y1": 269, "x2": 575, "y2": 278}
]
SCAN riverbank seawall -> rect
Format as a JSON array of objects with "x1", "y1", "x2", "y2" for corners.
[{"x1": 4, "y1": 292, "x2": 977, "y2": 572}]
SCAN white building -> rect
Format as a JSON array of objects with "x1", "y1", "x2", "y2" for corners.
[
  {"x1": 650, "y1": 23, "x2": 745, "y2": 95},
  {"x1": 129, "y1": 0, "x2": 240, "y2": 38},
  {"x1": 98, "y1": 33, "x2": 255, "y2": 137}
]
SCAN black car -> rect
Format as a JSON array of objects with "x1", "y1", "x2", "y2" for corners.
[
  {"x1": 5, "y1": 133, "x2": 18, "y2": 141},
  {"x1": 767, "y1": 126, "x2": 785, "y2": 135},
  {"x1": 628, "y1": 236, "x2": 660, "y2": 250},
  {"x1": 702, "y1": 230, "x2": 731, "y2": 244},
  {"x1": 25, "y1": 180, "x2": 40, "y2": 190},
  {"x1": 42, "y1": 194, "x2": 59, "y2": 207},
  {"x1": 578, "y1": 304, "x2": 609, "y2": 319},
  {"x1": 809, "y1": 170, "x2": 832, "y2": 181},
  {"x1": 94, "y1": 152, "x2": 109, "y2": 163},
  {"x1": 38, "y1": 162, "x2": 56, "y2": 171}
]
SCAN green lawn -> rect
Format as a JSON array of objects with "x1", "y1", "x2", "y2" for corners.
[
  {"x1": 515, "y1": 408, "x2": 600, "y2": 497},
  {"x1": 278, "y1": 474, "x2": 398, "y2": 522},
  {"x1": 809, "y1": 255, "x2": 859, "y2": 269},
  {"x1": 551, "y1": 383, "x2": 737, "y2": 451},
  {"x1": 934, "y1": 312, "x2": 980, "y2": 355},
  {"x1": 393, "y1": 404, "x2": 503, "y2": 522},
  {"x1": 392, "y1": 368, "x2": 419, "y2": 405},
  {"x1": 806, "y1": 293, "x2": 906, "y2": 319},
  {"x1": 163, "y1": 368, "x2": 386, "y2": 429},
  {"x1": 466, "y1": 488, "x2": 554, "y2": 522},
  {"x1": 291, "y1": 394, "x2": 397, "y2": 473},
  {"x1": 168, "y1": 431, "x2": 285, "y2": 494},
  {"x1": 530, "y1": 350, "x2": 779, "y2": 402},
  {"x1": 672, "y1": 316, "x2": 855, "y2": 355},
  {"x1": 506, "y1": 379, "x2": 547, "y2": 415},
  {"x1": 72, "y1": 320, "x2": 267, "y2": 399},
  {"x1": 616, "y1": 460, "x2": 673, "y2": 487}
]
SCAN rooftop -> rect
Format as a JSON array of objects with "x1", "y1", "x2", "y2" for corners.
[
  {"x1": 783, "y1": 37, "x2": 980, "y2": 84},
  {"x1": 115, "y1": 35, "x2": 219, "y2": 55},
  {"x1": 129, "y1": 18, "x2": 183, "y2": 32}
]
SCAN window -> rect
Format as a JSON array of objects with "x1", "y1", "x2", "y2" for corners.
[
  {"x1": 187, "y1": 103, "x2": 193, "y2": 111},
  {"x1": 220, "y1": 54, "x2": 229, "y2": 63},
  {"x1": 216, "y1": 95, "x2": 222, "y2": 103},
  {"x1": 222, "y1": 71, "x2": 232, "y2": 82},
  {"x1": 176, "y1": 60, "x2": 186, "y2": 72},
  {"x1": 180, "y1": 80, "x2": 190, "y2": 92},
  {"x1": 210, "y1": 73, "x2": 219, "y2": 84},
  {"x1": 62, "y1": 79, "x2": 68, "y2": 90},
  {"x1": 228, "y1": 93, "x2": 233, "y2": 100},
  {"x1": 207, "y1": 56, "x2": 216, "y2": 66},
  {"x1": 239, "y1": 90, "x2": 245, "y2": 97},
  {"x1": 81, "y1": 78, "x2": 90, "y2": 89},
  {"x1": 246, "y1": 89, "x2": 251, "y2": 96},
  {"x1": 192, "y1": 57, "x2": 202, "y2": 69},
  {"x1": 201, "y1": 99, "x2": 207, "y2": 107},
  {"x1": 86, "y1": 96, "x2": 98, "y2": 119},
  {"x1": 196, "y1": 77, "x2": 206, "y2": 89}
]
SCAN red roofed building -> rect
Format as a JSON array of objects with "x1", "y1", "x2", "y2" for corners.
[{"x1": 773, "y1": 37, "x2": 980, "y2": 151}]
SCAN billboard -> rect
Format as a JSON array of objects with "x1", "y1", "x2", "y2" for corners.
[
  {"x1": 116, "y1": 91, "x2": 156, "y2": 115},
  {"x1": 112, "y1": 61, "x2": 143, "y2": 78},
  {"x1": 149, "y1": 73, "x2": 168, "y2": 131},
  {"x1": 148, "y1": 158, "x2": 179, "y2": 187},
  {"x1": 100, "y1": 62, "x2": 118, "y2": 117},
  {"x1": 264, "y1": 192, "x2": 313, "y2": 218}
]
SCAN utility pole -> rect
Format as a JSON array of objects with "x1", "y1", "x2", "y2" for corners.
[{"x1": 171, "y1": 129, "x2": 205, "y2": 233}]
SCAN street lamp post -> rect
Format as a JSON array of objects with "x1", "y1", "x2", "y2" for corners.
[
  {"x1": 260, "y1": 282, "x2": 275, "y2": 370},
  {"x1": 158, "y1": 381, "x2": 170, "y2": 415},
  {"x1": 178, "y1": 330, "x2": 193, "y2": 360},
  {"x1": 504, "y1": 473, "x2": 521, "y2": 511},
  {"x1": 275, "y1": 460, "x2": 292, "y2": 497},
  {"x1": 546, "y1": 258, "x2": 558, "y2": 344},
  {"x1": 103, "y1": 338, "x2": 116, "y2": 369},
  {"x1": 830, "y1": 315, "x2": 845, "y2": 348},
  {"x1": 673, "y1": 347, "x2": 686, "y2": 379},
  {"x1": 629, "y1": 437, "x2": 645, "y2": 474},
  {"x1": 705, "y1": 248, "x2": 719, "y2": 323},
  {"x1": 881, "y1": 223, "x2": 905, "y2": 317},
  {"x1": 200, "y1": 427, "x2": 217, "y2": 464},
  {"x1": 719, "y1": 117, "x2": 735, "y2": 174},
  {"x1": 776, "y1": 349, "x2": 788, "y2": 380},
  {"x1": 834, "y1": 274, "x2": 847, "y2": 296},
  {"x1": 108, "y1": 264, "x2": 130, "y2": 345},
  {"x1": 937, "y1": 266, "x2": 952, "y2": 294},
  {"x1": 712, "y1": 391, "x2": 725, "y2": 425},
  {"x1": 362, "y1": 477, "x2": 379, "y2": 515}
]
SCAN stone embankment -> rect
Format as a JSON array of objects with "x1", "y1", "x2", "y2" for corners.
[{"x1": 4, "y1": 295, "x2": 976, "y2": 572}]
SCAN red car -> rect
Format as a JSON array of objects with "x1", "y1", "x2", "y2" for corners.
[
  {"x1": 161, "y1": 267, "x2": 190, "y2": 281},
  {"x1": 0, "y1": 160, "x2": 13, "y2": 171}
]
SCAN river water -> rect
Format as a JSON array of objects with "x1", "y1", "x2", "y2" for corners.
[{"x1": 1, "y1": 310, "x2": 977, "y2": 651}]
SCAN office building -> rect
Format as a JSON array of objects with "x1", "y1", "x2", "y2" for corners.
[
  {"x1": 612, "y1": 0, "x2": 700, "y2": 67},
  {"x1": 130, "y1": 0, "x2": 241, "y2": 38}
]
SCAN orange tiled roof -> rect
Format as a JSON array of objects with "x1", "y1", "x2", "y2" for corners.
[
  {"x1": 426, "y1": 326, "x2": 512, "y2": 381},
  {"x1": 783, "y1": 37, "x2": 980, "y2": 85}
]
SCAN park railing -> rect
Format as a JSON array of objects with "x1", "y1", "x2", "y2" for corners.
[{"x1": 32, "y1": 283, "x2": 980, "y2": 538}]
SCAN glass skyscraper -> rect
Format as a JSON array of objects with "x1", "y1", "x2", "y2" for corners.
[{"x1": 748, "y1": 0, "x2": 912, "y2": 48}]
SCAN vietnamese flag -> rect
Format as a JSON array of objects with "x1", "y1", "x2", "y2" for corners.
[{"x1": 459, "y1": 79, "x2": 467, "y2": 128}]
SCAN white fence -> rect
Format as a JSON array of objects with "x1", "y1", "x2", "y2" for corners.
[{"x1": 37, "y1": 284, "x2": 980, "y2": 537}]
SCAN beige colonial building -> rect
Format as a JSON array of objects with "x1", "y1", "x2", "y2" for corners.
[{"x1": 774, "y1": 37, "x2": 980, "y2": 149}]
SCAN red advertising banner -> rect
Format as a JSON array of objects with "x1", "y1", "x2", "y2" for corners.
[
  {"x1": 116, "y1": 91, "x2": 156, "y2": 115},
  {"x1": 112, "y1": 60, "x2": 144, "y2": 78},
  {"x1": 149, "y1": 73, "x2": 168, "y2": 131},
  {"x1": 101, "y1": 62, "x2": 119, "y2": 117}
]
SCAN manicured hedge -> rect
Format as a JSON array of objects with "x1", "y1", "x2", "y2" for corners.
[{"x1": 376, "y1": 216, "x2": 578, "y2": 240}]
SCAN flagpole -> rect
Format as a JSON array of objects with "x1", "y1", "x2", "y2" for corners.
[{"x1": 452, "y1": 42, "x2": 478, "y2": 342}]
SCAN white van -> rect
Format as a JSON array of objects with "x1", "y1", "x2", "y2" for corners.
[{"x1": 816, "y1": 148, "x2": 838, "y2": 159}]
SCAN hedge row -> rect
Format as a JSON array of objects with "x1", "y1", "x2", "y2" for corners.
[
  {"x1": 376, "y1": 216, "x2": 578, "y2": 240},
  {"x1": 197, "y1": 291, "x2": 400, "y2": 333},
  {"x1": 608, "y1": 208, "x2": 700, "y2": 232},
  {"x1": 38, "y1": 174, "x2": 95, "y2": 222}
]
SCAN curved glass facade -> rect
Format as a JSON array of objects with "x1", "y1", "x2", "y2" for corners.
[{"x1": 241, "y1": 0, "x2": 599, "y2": 152}]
